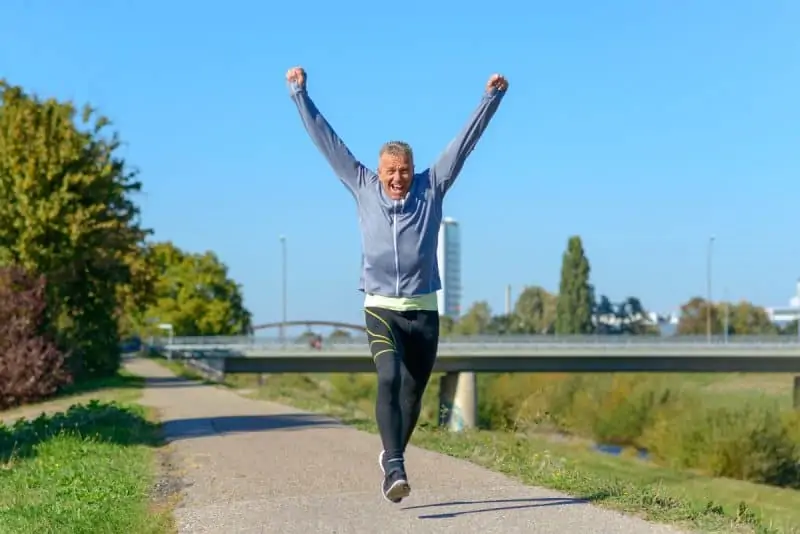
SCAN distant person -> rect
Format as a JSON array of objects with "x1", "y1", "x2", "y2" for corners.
[{"x1": 286, "y1": 66, "x2": 508, "y2": 503}]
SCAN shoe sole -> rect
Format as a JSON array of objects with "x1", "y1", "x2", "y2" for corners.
[{"x1": 383, "y1": 477, "x2": 411, "y2": 503}]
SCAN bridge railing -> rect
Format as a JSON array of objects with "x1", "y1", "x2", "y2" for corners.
[{"x1": 159, "y1": 334, "x2": 800, "y2": 350}]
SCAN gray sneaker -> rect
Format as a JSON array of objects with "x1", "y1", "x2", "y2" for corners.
[{"x1": 382, "y1": 466, "x2": 411, "y2": 503}]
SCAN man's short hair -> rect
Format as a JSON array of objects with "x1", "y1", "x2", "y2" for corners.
[{"x1": 379, "y1": 141, "x2": 413, "y2": 162}]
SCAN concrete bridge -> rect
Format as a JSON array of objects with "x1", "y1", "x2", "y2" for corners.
[{"x1": 158, "y1": 333, "x2": 800, "y2": 432}]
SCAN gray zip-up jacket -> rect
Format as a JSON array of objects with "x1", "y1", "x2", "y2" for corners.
[{"x1": 289, "y1": 81, "x2": 505, "y2": 298}]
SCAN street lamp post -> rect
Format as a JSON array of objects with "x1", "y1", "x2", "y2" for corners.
[
  {"x1": 723, "y1": 287, "x2": 729, "y2": 344},
  {"x1": 706, "y1": 236, "x2": 715, "y2": 343},
  {"x1": 157, "y1": 323, "x2": 174, "y2": 359},
  {"x1": 280, "y1": 235, "x2": 287, "y2": 346}
]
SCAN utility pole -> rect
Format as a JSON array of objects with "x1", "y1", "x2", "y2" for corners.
[
  {"x1": 280, "y1": 235, "x2": 287, "y2": 347},
  {"x1": 706, "y1": 235, "x2": 715, "y2": 343}
]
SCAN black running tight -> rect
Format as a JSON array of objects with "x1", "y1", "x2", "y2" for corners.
[{"x1": 364, "y1": 307, "x2": 439, "y2": 464}]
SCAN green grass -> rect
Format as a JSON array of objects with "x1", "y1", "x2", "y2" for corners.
[
  {"x1": 178, "y1": 368, "x2": 800, "y2": 534},
  {"x1": 0, "y1": 373, "x2": 172, "y2": 534}
]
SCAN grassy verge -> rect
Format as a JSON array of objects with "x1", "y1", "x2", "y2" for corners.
[
  {"x1": 0, "y1": 370, "x2": 172, "y2": 534},
  {"x1": 154, "y1": 362, "x2": 800, "y2": 534}
]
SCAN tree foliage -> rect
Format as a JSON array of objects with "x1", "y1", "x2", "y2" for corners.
[
  {"x1": 678, "y1": 297, "x2": 777, "y2": 336},
  {"x1": 595, "y1": 295, "x2": 658, "y2": 335},
  {"x1": 555, "y1": 235, "x2": 594, "y2": 334},
  {"x1": 0, "y1": 266, "x2": 70, "y2": 409},
  {"x1": 512, "y1": 286, "x2": 557, "y2": 334},
  {"x1": 0, "y1": 80, "x2": 150, "y2": 379},
  {"x1": 455, "y1": 301, "x2": 492, "y2": 335},
  {"x1": 328, "y1": 329, "x2": 352, "y2": 341},
  {"x1": 133, "y1": 242, "x2": 252, "y2": 337}
]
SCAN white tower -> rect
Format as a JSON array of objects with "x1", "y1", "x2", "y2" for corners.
[{"x1": 436, "y1": 217, "x2": 462, "y2": 318}]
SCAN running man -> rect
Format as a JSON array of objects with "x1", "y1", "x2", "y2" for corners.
[{"x1": 286, "y1": 66, "x2": 508, "y2": 503}]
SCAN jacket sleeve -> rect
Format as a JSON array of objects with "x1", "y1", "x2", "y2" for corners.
[
  {"x1": 289, "y1": 82, "x2": 375, "y2": 195},
  {"x1": 429, "y1": 88, "x2": 506, "y2": 196}
]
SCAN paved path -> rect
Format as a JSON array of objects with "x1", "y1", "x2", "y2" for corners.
[{"x1": 126, "y1": 358, "x2": 687, "y2": 534}]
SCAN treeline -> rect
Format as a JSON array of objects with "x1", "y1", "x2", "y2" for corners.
[
  {"x1": 444, "y1": 235, "x2": 794, "y2": 337},
  {"x1": 0, "y1": 80, "x2": 251, "y2": 409}
]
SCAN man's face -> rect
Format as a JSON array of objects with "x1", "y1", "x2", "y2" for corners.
[{"x1": 377, "y1": 152, "x2": 413, "y2": 200}]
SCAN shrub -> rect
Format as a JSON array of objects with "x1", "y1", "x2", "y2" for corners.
[
  {"x1": 480, "y1": 372, "x2": 800, "y2": 488},
  {"x1": 643, "y1": 399, "x2": 800, "y2": 487},
  {"x1": 0, "y1": 265, "x2": 70, "y2": 409}
]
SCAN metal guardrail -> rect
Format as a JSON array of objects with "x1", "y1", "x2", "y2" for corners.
[
  {"x1": 162, "y1": 334, "x2": 800, "y2": 347},
  {"x1": 156, "y1": 343, "x2": 800, "y2": 376},
  {"x1": 154, "y1": 335, "x2": 800, "y2": 410}
]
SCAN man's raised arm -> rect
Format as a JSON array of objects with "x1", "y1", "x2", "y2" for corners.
[
  {"x1": 430, "y1": 73, "x2": 509, "y2": 196},
  {"x1": 286, "y1": 66, "x2": 372, "y2": 194}
]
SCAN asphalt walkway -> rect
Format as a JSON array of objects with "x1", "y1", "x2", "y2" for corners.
[{"x1": 126, "y1": 358, "x2": 686, "y2": 534}]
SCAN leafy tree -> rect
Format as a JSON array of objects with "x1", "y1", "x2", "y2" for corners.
[
  {"x1": 728, "y1": 301, "x2": 777, "y2": 335},
  {"x1": 512, "y1": 285, "x2": 557, "y2": 334},
  {"x1": 328, "y1": 328, "x2": 352, "y2": 341},
  {"x1": 677, "y1": 297, "x2": 777, "y2": 336},
  {"x1": 135, "y1": 242, "x2": 252, "y2": 337},
  {"x1": 486, "y1": 313, "x2": 513, "y2": 335},
  {"x1": 555, "y1": 236, "x2": 594, "y2": 334},
  {"x1": 0, "y1": 265, "x2": 70, "y2": 408},
  {"x1": 440, "y1": 315, "x2": 456, "y2": 337},
  {"x1": 117, "y1": 244, "x2": 158, "y2": 338},
  {"x1": 455, "y1": 301, "x2": 492, "y2": 335},
  {"x1": 677, "y1": 297, "x2": 720, "y2": 335},
  {"x1": 0, "y1": 80, "x2": 150, "y2": 379},
  {"x1": 607, "y1": 296, "x2": 659, "y2": 335},
  {"x1": 594, "y1": 294, "x2": 616, "y2": 334},
  {"x1": 780, "y1": 320, "x2": 799, "y2": 336}
]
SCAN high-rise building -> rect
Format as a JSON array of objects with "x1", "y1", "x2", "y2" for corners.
[{"x1": 436, "y1": 217, "x2": 462, "y2": 318}]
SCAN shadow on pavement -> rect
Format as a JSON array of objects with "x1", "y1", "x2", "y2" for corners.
[
  {"x1": 162, "y1": 413, "x2": 339, "y2": 441},
  {"x1": 402, "y1": 497, "x2": 593, "y2": 519}
]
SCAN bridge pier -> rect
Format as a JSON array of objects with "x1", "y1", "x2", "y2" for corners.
[{"x1": 438, "y1": 372, "x2": 477, "y2": 431}]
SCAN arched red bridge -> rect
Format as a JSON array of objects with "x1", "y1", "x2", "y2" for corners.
[{"x1": 252, "y1": 320, "x2": 366, "y2": 333}]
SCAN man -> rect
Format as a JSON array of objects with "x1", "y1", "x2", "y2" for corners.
[{"x1": 286, "y1": 66, "x2": 508, "y2": 503}]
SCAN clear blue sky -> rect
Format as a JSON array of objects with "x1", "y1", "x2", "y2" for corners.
[{"x1": 1, "y1": 1, "x2": 798, "y2": 328}]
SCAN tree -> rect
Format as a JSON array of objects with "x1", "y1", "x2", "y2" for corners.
[
  {"x1": 677, "y1": 297, "x2": 720, "y2": 335},
  {"x1": 512, "y1": 285, "x2": 557, "y2": 334},
  {"x1": 135, "y1": 242, "x2": 252, "y2": 337},
  {"x1": 594, "y1": 294, "x2": 616, "y2": 334},
  {"x1": 0, "y1": 266, "x2": 70, "y2": 409},
  {"x1": 0, "y1": 80, "x2": 151, "y2": 379},
  {"x1": 555, "y1": 236, "x2": 594, "y2": 334},
  {"x1": 328, "y1": 328, "x2": 352, "y2": 341},
  {"x1": 728, "y1": 301, "x2": 777, "y2": 335},
  {"x1": 440, "y1": 315, "x2": 456, "y2": 337},
  {"x1": 455, "y1": 301, "x2": 492, "y2": 335},
  {"x1": 486, "y1": 313, "x2": 513, "y2": 335},
  {"x1": 614, "y1": 297, "x2": 660, "y2": 335}
]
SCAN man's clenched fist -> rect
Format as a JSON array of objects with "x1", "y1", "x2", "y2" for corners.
[
  {"x1": 286, "y1": 66, "x2": 306, "y2": 88},
  {"x1": 486, "y1": 73, "x2": 509, "y2": 93}
]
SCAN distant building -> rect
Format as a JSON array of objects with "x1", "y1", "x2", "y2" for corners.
[
  {"x1": 436, "y1": 217, "x2": 462, "y2": 318},
  {"x1": 766, "y1": 279, "x2": 800, "y2": 322}
]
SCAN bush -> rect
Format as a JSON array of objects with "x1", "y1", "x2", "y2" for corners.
[
  {"x1": 478, "y1": 372, "x2": 800, "y2": 488},
  {"x1": 643, "y1": 399, "x2": 800, "y2": 487},
  {"x1": 0, "y1": 265, "x2": 70, "y2": 409}
]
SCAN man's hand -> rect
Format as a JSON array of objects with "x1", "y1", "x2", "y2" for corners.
[
  {"x1": 286, "y1": 66, "x2": 306, "y2": 89},
  {"x1": 486, "y1": 73, "x2": 509, "y2": 93}
]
